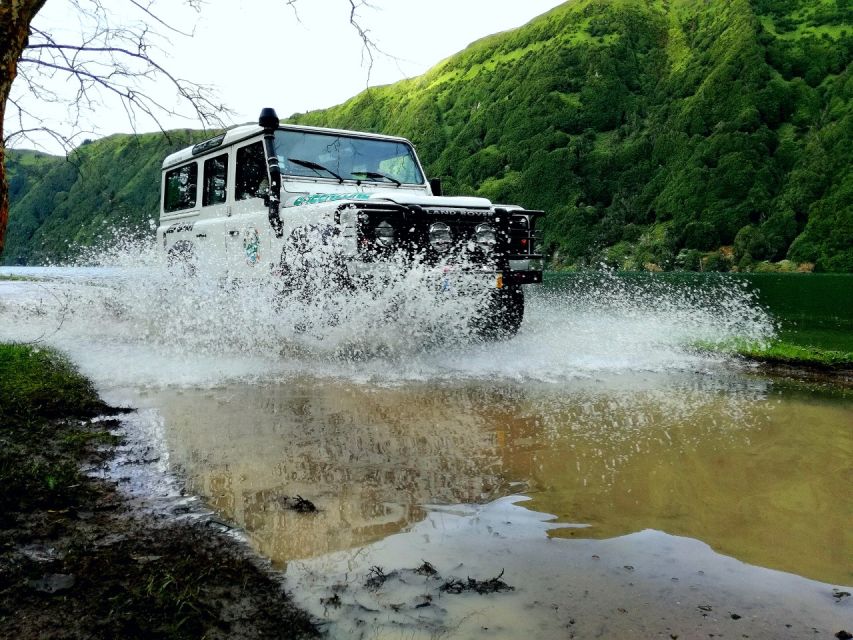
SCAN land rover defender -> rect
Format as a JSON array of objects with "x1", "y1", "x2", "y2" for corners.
[{"x1": 157, "y1": 108, "x2": 544, "y2": 337}]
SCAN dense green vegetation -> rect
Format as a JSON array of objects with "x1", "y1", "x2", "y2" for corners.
[
  {"x1": 293, "y1": 0, "x2": 852, "y2": 272},
  {"x1": 3, "y1": 0, "x2": 851, "y2": 270}
]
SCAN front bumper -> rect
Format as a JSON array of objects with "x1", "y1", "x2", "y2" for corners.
[{"x1": 345, "y1": 260, "x2": 541, "y2": 289}]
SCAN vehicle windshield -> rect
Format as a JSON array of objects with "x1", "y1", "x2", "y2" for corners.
[{"x1": 274, "y1": 129, "x2": 424, "y2": 185}]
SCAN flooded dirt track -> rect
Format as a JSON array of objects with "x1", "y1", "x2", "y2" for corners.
[{"x1": 1, "y1": 263, "x2": 851, "y2": 638}]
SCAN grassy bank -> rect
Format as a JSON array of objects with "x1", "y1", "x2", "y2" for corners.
[
  {"x1": 734, "y1": 341, "x2": 853, "y2": 370},
  {"x1": 0, "y1": 273, "x2": 39, "y2": 281},
  {"x1": 696, "y1": 337, "x2": 853, "y2": 374},
  {"x1": 0, "y1": 345, "x2": 112, "y2": 519},
  {"x1": 0, "y1": 343, "x2": 318, "y2": 639}
]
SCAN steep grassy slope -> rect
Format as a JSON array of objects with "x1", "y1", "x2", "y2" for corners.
[
  {"x1": 3, "y1": 0, "x2": 851, "y2": 269},
  {"x1": 291, "y1": 0, "x2": 852, "y2": 271}
]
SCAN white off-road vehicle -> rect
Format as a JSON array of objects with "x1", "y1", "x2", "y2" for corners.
[{"x1": 157, "y1": 108, "x2": 544, "y2": 337}]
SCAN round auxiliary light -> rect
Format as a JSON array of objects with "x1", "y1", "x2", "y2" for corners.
[
  {"x1": 429, "y1": 222, "x2": 452, "y2": 252},
  {"x1": 474, "y1": 223, "x2": 497, "y2": 252},
  {"x1": 375, "y1": 220, "x2": 395, "y2": 247}
]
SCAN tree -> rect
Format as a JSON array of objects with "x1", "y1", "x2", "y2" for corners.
[
  {"x1": 0, "y1": 0, "x2": 379, "y2": 256},
  {"x1": 1, "y1": 0, "x2": 46, "y2": 256}
]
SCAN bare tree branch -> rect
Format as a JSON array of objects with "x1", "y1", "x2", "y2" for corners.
[
  {"x1": 283, "y1": 0, "x2": 302, "y2": 24},
  {"x1": 9, "y1": 0, "x2": 231, "y2": 154},
  {"x1": 126, "y1": 0, "x2": 196, "y2": 37},
  {"x1": 349, "y1": 0, "x2": 377, "y2": 80}
]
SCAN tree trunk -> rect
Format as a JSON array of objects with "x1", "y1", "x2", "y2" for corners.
[{"x1": 0, "y1": 0, "x2": 47, "y2": 258}]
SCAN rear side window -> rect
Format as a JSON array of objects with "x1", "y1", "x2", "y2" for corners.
[
  {"x1": 202, "y1": 154, "x2": 228, "y2": 206},
  {"x1": 235, "y1": 142, "x2": 268, "y2": 200},
  {"x1": 164, "y1": 163, "x2": 198, "y2": 212}
]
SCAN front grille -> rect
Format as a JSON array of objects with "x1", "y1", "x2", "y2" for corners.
[{"x1": 339, "y1": 201, "x2": 544, "y2": 270}]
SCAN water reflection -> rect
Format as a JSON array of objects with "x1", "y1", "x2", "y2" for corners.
[
  {"x1": 148, "y1": 381, "x2": 505, "y2": 562},
  {"x1": 142, "y1": 373, "x2": 852, "y2": 585}
]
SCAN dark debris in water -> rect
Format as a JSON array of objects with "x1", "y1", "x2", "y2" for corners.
[
  {"x1": 414, "y1": 560, "x2": 438, "y2": 576},
  {"x1": 365, "y1": 565, "x2": 397, "y2": 591},
  {"x1": 321, "y1": 593, "x2": 341, "y2": 611},
  {"x1": 439, "y1": 569, "x2": 514, "y2": 595},
  {"x1": 414, "y1": 594, "x2": 433, "y2": 608},
  {"x1": 280, "y1": 495, "x2": 318, "y2": 513}
]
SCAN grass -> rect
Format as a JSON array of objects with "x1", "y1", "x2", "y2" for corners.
[
  {"x1": 697, "y1": 338, "x2": 853, "y2": 371},
  {"x1": 0, "y1": 274, "x2": 39, "y2": 281},
  {"x1": 0, "y1": 344, "x2": 113, "y2": 516},
  {"x1": 734, "y1": 340, "x2": 853, "y2": 370},
  {"x1": 0, "y1": 343, "x2": 107, "y2": 421}
]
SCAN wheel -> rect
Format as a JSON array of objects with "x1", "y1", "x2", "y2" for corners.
[
  {"x1": 167, "y1": 240, "x2": 197, "y2": 278},
  {"x1": 475, "y1": 284, "x2": 524, "y2": 340},
  {"x1": 277, "y1": 226, "x2": 352, "y2": 295}
]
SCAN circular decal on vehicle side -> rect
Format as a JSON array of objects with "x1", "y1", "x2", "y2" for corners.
[{"x1": 243, "y1": 227, "x2": 261, "y2": 265}]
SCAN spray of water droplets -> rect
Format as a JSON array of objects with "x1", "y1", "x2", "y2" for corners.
[{"x1": 0, "y1": 237, "x2": 775, "y2": 388}]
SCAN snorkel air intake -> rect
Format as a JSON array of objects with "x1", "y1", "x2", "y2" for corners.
[{"x1": 260, "y1": 108, "x2": 283, "y2": 237}]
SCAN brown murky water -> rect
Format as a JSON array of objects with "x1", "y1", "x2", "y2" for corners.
[{"x1": 128, "y1": 371, "x2": 852, "y2": 638}]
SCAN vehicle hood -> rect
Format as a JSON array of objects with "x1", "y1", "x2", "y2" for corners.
[{"x1": 368, "y1": 191, "x2": 492, "y2": 209}]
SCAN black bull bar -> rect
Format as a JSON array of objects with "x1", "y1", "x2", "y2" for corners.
[{"x1": 334, "y1": 201, "x2": 545, "y2": 285}]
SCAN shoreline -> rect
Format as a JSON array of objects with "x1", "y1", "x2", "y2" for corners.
[
  {"x1": 690, "y1": 339, "x2": 853, "y2": 385},
  {"x1": 735, "y1": 352, "x2": 853, "y2": 387},
  {"x1": 0, "y1": 344, "x2": 318, "y2": 639}
]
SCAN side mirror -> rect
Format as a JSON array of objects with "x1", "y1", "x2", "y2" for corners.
[{"x1": 429, "y1": 178, "x2": 443, "y2": 197}]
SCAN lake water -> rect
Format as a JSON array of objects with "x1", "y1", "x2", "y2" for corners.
[
  {"x1": 1, "y1": 263, "x2": 850, "y2": 638},
  {"x1": 554, "y1": 271, "x2": 853, "y2": 351}
]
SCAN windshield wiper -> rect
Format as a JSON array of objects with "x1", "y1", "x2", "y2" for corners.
[
  {"x1": 349, "y1": 170, "x2": 402, "y2": 187},
  {"x1": 288, "y1": 157, "x2": 344, "y2": 183}
]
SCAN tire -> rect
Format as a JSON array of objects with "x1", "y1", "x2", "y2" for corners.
[
  {"x1": 167, "y1": 240, "x2": 197, "y2": 278},
  {"x1": 475, "y1": 284, "x2": 524, "y2": 340},
  {"x1": 277, "y1": 226, "x2": 351, "y2": 295}
]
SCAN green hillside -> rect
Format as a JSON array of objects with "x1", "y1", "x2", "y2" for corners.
[
  {"x1": 4, "y1": 0, "x2": 852, "y2": 270},
  {"x1": 3, "y1": 131, "x2": 206, "y2": 264}
]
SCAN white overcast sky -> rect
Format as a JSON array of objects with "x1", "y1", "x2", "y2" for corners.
[{"x1": 13, "y1": 0, "x2": 565, "y2": 154}]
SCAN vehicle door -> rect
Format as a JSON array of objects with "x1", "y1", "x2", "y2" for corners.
[
  {"x1": 193, "y1": 152, "x2": 230, "y2": 277},
  {"x1": 226, "y1": 139, "x2": 272, "y2": 278}
]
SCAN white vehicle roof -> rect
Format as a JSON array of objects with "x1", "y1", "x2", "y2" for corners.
[{"x1": 162, "y1": 123, "x2": 416, "y2": 169}]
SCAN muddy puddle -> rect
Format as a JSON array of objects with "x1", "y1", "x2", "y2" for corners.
[
  {"x1": 2, "y1": 266, "x2": 851, "y2": 637},
  {"x1": 119, "y1": 374, "x2": 852, "y2": 638}
]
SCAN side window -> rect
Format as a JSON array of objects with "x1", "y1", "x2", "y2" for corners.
[
  {"x1": 202, "y1": 154, "x2": 228, "y2": 206},
  {"x1": 235, "y1": 142, "x2": 268, "y2": 200},
  {"x1": 163, "y1": 163, "x2": 198, "y2": 212}
]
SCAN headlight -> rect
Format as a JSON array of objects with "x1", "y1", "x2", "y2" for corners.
[
  {"x1": 375, "y1": 220, "x2": 395, "y2": 247},
  {"x1": 474, "y1": 223, "x2": 496, "y2": 253},
  {"x1": 429, "y1": 222, "x2": 452, "y2": 252}
]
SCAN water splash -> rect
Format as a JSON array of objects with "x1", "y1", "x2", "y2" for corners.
[{"x1": 0, "y1": 238, "x2": 775, "y2": 389}]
